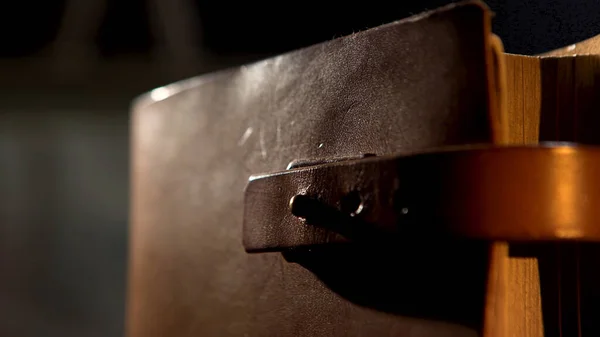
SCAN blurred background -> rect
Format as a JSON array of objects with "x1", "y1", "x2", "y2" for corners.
[{"x1": 0, "y1": 0, "x2": 598, "y2": 336}]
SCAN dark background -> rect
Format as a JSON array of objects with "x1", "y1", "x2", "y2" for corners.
[{"x1": 0, "y1": 1, "x2": 598, "y2": 336}]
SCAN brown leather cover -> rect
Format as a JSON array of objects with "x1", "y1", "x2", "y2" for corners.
[{"x1": 128, "y1": 2, "x2": 496, "y2": 336}]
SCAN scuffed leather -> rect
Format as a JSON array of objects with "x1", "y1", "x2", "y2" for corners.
[{"x1": 129, "y1": 1, "x2": 493, "y2": 336}]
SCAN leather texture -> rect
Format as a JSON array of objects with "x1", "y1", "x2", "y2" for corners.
[
  {"x1": 244, "y1": 145, "x2": 600, "y2": 252},
  {"x1": 129, "y1": 2, "x2": 494, "y2": 336}
]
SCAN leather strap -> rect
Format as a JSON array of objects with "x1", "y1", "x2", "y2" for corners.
[{"x1": 244, "y1": 145, "x2": 600, "y2": 252}]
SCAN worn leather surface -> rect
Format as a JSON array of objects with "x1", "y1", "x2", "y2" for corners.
[{"x1": 128, "y1": 2, "x2": 494, "y2": 336}]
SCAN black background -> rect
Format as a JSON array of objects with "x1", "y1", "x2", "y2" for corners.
[{"x1": 0, "y1": 0, "x2": 598, "y2": 57}]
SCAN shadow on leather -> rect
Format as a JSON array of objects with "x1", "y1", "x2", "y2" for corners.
[{"x1": 283, "y1": 239, "x2": 488, "y2": 330}]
